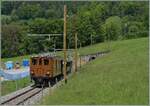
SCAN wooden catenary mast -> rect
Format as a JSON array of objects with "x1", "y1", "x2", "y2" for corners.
[
  {"x1": 73, "y1": 1, "x2": 78, "y2": 73},
  {"x1": 63, "y1": 5, "x2": 67, "y2": 83}
]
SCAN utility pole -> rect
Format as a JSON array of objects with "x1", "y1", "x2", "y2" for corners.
[
  {"x1": 0, "y1": 1, "x2": 1, "y2": 97},
  {"x1": 63, "y1": 5, "x2": 67, "y2": 83},
  {"x1": 74, "y1": 33, "x2": 78, "y2": 72},
  {"x1": 73, "y1": 0, "x2": 78, "y2": 73}
]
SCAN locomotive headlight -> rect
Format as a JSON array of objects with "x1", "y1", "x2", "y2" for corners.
[
  {"x1": 47, "y1": 72, "x2": 50, "y2": 74},
  {"x1": 31, "y1": 71, "x2": 34, "y2": 74}
]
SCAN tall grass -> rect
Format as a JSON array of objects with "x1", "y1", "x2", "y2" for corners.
[{"x1": 40, "y1": 37, "x2": 148, "y2": 105}]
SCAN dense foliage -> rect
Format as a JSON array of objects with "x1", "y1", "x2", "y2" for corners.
[{"x1": 1, "y1": 1, "x2": 149, "y2": 58}]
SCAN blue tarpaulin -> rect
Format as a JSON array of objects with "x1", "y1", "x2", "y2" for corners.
[{"x1": 0, "y1": 67, "x2": 30, "y2": 80}]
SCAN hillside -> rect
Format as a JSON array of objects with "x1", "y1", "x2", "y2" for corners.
[{"x1": 40, "y1": 37, "x2": 149, "y2": 105}]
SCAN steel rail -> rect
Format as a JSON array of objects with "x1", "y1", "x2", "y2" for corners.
[{"x1": 0, "y1": 87, "x2": 40, "y2": 105}]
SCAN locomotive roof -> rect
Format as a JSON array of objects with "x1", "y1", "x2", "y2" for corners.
[{"x1": 31, "y1": 55, "x2": 63, "y2": 60}]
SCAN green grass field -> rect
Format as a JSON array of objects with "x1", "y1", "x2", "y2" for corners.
[
  {"x1": 39, "y1": 37, "x2": 149, "y2": 105},
  {"x1": 1, "y1": 55, "x2": 30, "y2": 63},
  {"x1": 1, "y1": 77, "x2": 30, "y2": 96}
]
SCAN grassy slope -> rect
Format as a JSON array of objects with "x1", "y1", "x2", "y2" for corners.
[
  {"x1": 40, "y1": 37, "x2": 149, "y2": 105},
  {"x1": 1, "y1": 77, "x2": 31, "y2": 96}
]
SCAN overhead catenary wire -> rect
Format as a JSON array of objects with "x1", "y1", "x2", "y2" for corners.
[
  {"x1": 27, "y1": 33, "x2": 62, "y2": 54},
  {"x1": 27, "y1": 34, "x2": 63, "y2": 36}
]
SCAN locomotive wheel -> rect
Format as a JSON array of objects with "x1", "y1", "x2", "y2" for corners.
[{"x1": 49, "y1": 78, "x2": 55, "y2": 86}]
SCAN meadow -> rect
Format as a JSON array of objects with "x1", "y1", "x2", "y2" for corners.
[{"x1": 40, "y1": 37, "x2": 149, "y2": 105}]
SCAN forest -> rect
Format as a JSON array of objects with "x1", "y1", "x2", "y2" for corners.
[{"x1": 1, "y1": 1, "x2": 149, "y2": 58}]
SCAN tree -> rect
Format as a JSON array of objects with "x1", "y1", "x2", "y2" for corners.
[
  {"x1": 103, "y1": 16, "x2": 122, "y2": 41},
  {"x1": 2, "y1": 24, "x2": 27, "y2": 57},
  {"x1": 28, "y1": 18, "x2": 64, "y2": 53},
  {"x1": 1, "y1": 15, "x2": 12, "y2": 25},
  {"x1": 45, "y1": 9, "x2": 56, "y2": 19},
  {"x1": 1, "y1": 1, "x2": 149, "y2": 58},
  {"x1": 17, "y1": 3, "x2": 43, "y2": 20},
  {"x1": 11, "y1": 9, "x2": 19, "y2": 21}
]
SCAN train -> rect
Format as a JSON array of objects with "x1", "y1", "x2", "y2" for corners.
[{"x1": 30, "y1": 55, "x2": 72, "y2": 86}]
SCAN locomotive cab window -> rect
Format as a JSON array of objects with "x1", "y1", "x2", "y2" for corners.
[
  {"x1": 32, "y1": 59, "x2": 37, "y2": 65},
  {"x1": 44, "y1": 59, "x2": 49, "y2": 65},
  {"x1": 39, "y1": 58, "x2": 42, "y2": 65}
]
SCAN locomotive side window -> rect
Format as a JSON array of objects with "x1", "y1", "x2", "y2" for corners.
[
  {"x1": 32, "y1": 59, "x2": 37, "y2": 65},
  {"x1": 56, "y1": 60, "x2": 57, "y2": 71},
  {"x1": 44, "y1": 59, "x2": 49, "y2": 65},
  {"x1": 39, "y1": 58, "x2": 42, "y2": 65}
]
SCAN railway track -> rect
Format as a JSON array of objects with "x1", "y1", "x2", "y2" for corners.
[{"x1": 0, "y1": 87, "x2": 42, "y2": 105}]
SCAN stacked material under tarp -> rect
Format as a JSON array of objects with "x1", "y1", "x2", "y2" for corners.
[
  {"x1": 22, "y1": 59, "x2": 29, "y2": 67},
  {"x1": 0, "y1": 67, "x2": 30, "y2": 80}
]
